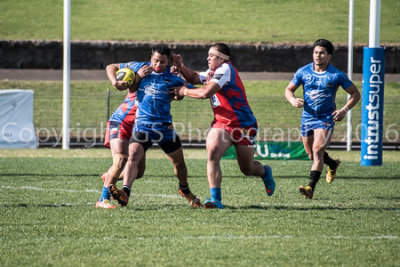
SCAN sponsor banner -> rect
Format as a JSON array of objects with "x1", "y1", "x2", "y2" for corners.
[
  {"x1": 361, "y1": 47, "x2": 385, "y2": 166},
  {"x1": 222, "y1": 141, "x2": 308, "y2": 160}
]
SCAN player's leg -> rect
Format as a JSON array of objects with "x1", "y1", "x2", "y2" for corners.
[
  {"x1": 235, "y1": 144, "x2": 275, "y2": 196},
  {"x1": 324, "y1": 151, "x2": 341, "y2": 184},
  {"x1": 203, "y1": 127, "x2": 233, "y2": 209},
  {"x1": 302, "y1": 134, "x2": 314, "y2": 160},
  {"x1": 96, "y1": 138, "x2": 128, "y2": 208},
  {"x1": 160, "y1": 136, "x2": 201, "y2": 208},
  {"x1": 299, "y1": 129, "x2": 332, "y2": 199},
  {"x1": 109, "y1": 130, "x2": 149, "y2": 207}
]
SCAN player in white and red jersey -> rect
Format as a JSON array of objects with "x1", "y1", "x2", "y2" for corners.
[{"x1": 173, "y1": 43, "x2": 276, "y2": 209}]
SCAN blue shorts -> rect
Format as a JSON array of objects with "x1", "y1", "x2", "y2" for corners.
[
  {"x1": 301, "y1": 115, "x2": 334, "y2": 137},
  {"x1": 130, "y1": 122, "x2": 181, "y2": 153}
]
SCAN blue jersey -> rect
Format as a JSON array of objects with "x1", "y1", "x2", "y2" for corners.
[
  {"x1": 291, "y1": 63, "x2": 353, "y2": 118},
  {"x1": 120, "y1": 61, "x2": 191, "y2": 124}
]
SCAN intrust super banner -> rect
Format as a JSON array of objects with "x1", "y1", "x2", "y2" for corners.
[
  {"x1": 361, "y1": 47, "x2": 385, "y2": 166},
  {"x1": 222, "y1": 141, "x2": 308, "y2": 160}
]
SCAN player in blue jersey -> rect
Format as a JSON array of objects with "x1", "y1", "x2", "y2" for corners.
[
  {"x1": 108, "y1": 45, "x2": 201, "y2": 208},
  {"x1": 285, "y1": 39, "x2": 360, "y2": 199},
  {"x1": 172, "y1": 43, "x2": 276, "y2": 209}
]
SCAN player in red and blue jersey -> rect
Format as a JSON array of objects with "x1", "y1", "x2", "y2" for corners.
[
  {"x1": 173, "y1": 43, "x2": 276, "y2": 209},
  {"x1": 285, "y1": 39, "x2": 360, "y2": 199}
]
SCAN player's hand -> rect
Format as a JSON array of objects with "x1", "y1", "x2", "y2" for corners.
[
  {"x1": 137, "y1": 65, "x2": 153, "y2": 78},
  {"x1": 112, "y1": 80, "x2": 129, "y2": 91},
  {"x1": 170, "y1": 87, "x2": 185, "y2": 100},
  {"x1": 290, "y1": 98, "x2": 304, "y2": 108},
  {"x1": 171, "y1": 54, "x2": 183, "y2": 70},
  {"x1": 332, "y1": 109, "x2": 347, "y2": 121}
]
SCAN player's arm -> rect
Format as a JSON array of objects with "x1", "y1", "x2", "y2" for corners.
[
  {"x1": 332, "y1": 84, "x2": 361, "y2": 121},
  {"x1": 176, "y1": 81, "x2": 221, "y2": 99},
  {"x1": 171, "y1": 54, "x2": 202, "y2": 84},
  {"x1": 285, "y1": 81, "x2": 304, "y2": 108},
  {"x1": 106, "y1": 63, "x2": 129, "y2": 91}
]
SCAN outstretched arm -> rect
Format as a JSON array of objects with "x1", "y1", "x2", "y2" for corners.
[
  {"x1": 171, "y1": 54, "x2": 202, "y2": 84},
  {"x1": 175, "y1": 81, "x2": 221, "y2": 99}
]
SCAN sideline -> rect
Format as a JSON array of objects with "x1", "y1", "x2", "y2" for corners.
[{"x1": 1, "y1": 69, "x2": 400, "y2": 82}]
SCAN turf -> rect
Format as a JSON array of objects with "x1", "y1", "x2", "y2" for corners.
[
  {"x1": 0, "y1": 149, "x2": 399, "y2": 266},
  {"x1": 1, "y1": 0, "x2": 399, "y2": 44}
]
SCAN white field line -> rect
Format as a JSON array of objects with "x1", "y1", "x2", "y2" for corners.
[{"x1": 0, "y1": 185, "x2": 181, "y2": 199}]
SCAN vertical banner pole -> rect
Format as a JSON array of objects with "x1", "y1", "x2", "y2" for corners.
[
  {"x1": 346, "y1": 0, "x2": 354, "y2": 151},
  {"x1": 62, "y1": 0, "x2": 71, "y2": 149},
  {"x1": 361, "y1": 0, "x2": 385, "y2": 166}
]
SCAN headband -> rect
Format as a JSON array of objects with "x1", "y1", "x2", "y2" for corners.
[{"x1": 209, "y1": 48, "x2": 230, "y2": 60}]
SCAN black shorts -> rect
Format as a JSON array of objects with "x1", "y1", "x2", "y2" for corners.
[{"x1": 131, "y1": 131, "x2": 182, "y2": 154}]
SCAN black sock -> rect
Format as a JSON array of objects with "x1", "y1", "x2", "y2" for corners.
[
  {"x1": 324, "y1": 152, "x2": 337, "y2": 170},
  {"x1": 308, "y1": 170, "x2": 321, "y2": 191},
  {"x1": 122, "y1": 185, "x2": 131, "y2": 197},
  {"x1": 179, "y1": 184, "x2": 191, "y2": 194}
]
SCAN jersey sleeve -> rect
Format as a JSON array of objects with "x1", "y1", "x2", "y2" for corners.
[
  {"x1": 291, "y1": 67, "x2": 304, "y2": 87},
  {"x1": 199, "y1": 70, "x2": 209, "y2": 84},
  {"x1": 338, "y1": 71, "x2": 354, "y2": 90},
  {"x1": 209, "y1": 63, "x2": 231, "y2": 88},
  {"x1": 119, "y1": 61, "x2": 148, "y2": 73}
]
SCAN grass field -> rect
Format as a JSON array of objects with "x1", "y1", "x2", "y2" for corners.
[
  {"x1": 1, "y1": 80, "x2": 399, "y2": 143},
  {"x1": 1, "y1": 0, "x2": 399, "y2": 44},
  {"x1": 0, "y1": 148, "x2": 399, "y2": 266}
]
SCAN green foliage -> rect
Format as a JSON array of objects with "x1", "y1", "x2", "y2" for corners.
[
  {"x1": 0, "y1": 150, "x2": 399, "y2": 266},
  {"x1": 0, "y1": 0, "x2": 399, "y2": 43}
]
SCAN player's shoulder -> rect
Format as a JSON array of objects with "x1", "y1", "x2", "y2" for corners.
[{"x1": 121, "y1": 61, "x2": 149, "y2": 71}]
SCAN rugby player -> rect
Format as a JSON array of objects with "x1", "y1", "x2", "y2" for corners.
[
  {"x1": 284, "y1": 39, "x2": 360, "y2": 199},
  {"x1": 95, "y1": 64, "x2": 145, "y2": 209},
  {"x1": 108, "y1": 45, "x2": 201, "y2": 208},
  {"x1": 172, "y1": 43, "x2": 276, "y2": 209}
]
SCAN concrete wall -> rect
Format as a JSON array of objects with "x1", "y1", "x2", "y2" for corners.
[{"x1": 1, "y1": 40, "x2": 399, "y2": 73}]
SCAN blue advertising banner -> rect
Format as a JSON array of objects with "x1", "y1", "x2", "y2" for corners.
[{"x1": 361, "y1": 47, "x2": 385, "y2": 166}]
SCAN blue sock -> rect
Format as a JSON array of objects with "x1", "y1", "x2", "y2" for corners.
[
  {"x1": 99, "y1": 186, "x2": 110, "y2": 201},
  {"x1": 262, "y1": 165, "x2": 269, "y2": 179},
  {"x1": 210, "y1": 187, "x2": 221, "y2": 201}
]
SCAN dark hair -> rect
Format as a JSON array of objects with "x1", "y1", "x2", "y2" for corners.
[
  {"x1": 151, "y1": 45, "x2": 171, "y2": 58},
  {"x1": 313, "y1": 39, "x2": 334, "y2": 55},
  {"x1": 211, "y1": 43, "x2": 231, "y2": 58}
]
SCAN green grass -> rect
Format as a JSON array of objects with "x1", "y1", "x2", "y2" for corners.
[
  {"x1": 1, "y1": 80, "x2": 399, "y2": 142},
  {"x1": 1, "y1": 0, "x2": 399, "y2": 44},
  {"x1": 0, "y1": 149, "x2": 399, "y2": 266}
]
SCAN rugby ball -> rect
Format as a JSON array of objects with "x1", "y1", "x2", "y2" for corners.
[{"x1": 115, "y1": 68, "x2": 135, "y2": 87}]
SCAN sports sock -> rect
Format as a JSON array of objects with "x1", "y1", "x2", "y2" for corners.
[
  {"x1": 261, "y1": 165, "x2": 270, "y2": 179},
  {"x1": 308, "y1": 170, "x2": 321, "y2": 191},
  {"x1": 100, "y1": 186, "x2": 110, "y2": 201},
  {"x1": 324, "y1": 152, "x2": 338, "y2": 170},
  {"x1": 210, "y1": 187, "x2": 221, "y2": 201},
  {"x1": 179, "y1": 184, "x2": 191, "y2": 195},
  {"x1": 122, "y1": 185, "x2": 131, "y2": 197}
]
